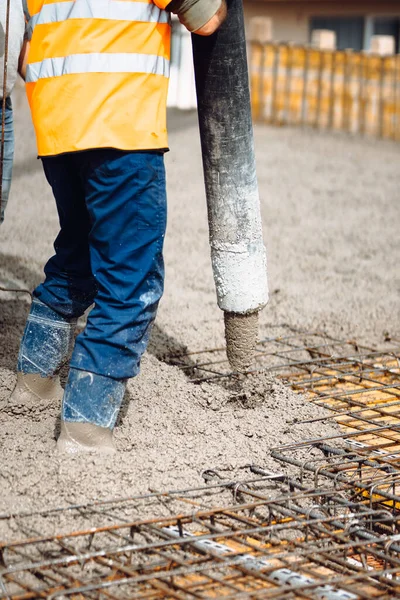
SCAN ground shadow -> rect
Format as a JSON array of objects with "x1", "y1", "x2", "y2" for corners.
[
  {"x1": 147, "y1": 322, "x2": 203, "y2": 376},
  {"x1": 114, "y1": 388, "x2": 135, "y2": 430},
  {"x1": 116, "y1": 323, "x2": 199, "y2": 428},
  {"x1": 147, "y1": 322, "x2": 191, "y2": 363},
  {"x1": 0, "y1": 297, "x2": 30, "y2": 370},
  {"x1": 0, "y1": 253, "x2": 41, "y2": 371},
  {"x1": 0, "y1": 252, "x2": 42, "y2": 291}
]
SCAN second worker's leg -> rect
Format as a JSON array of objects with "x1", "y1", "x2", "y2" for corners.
[
  {"x1": 0, "y1": 98, "x2": 15, "y2": 225},
  {"x1": 57, "y1": 150, "x2": 167, "y2": 453}
]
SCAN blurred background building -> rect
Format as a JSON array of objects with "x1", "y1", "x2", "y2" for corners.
[{"x1": 243, "y1": 0, "x2": 400, "y2": 52}]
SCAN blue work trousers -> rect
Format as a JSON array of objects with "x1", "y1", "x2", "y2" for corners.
[
  {"x1": 0, "y1": 97, "x2": 14, "y2": 224},
  {"x1": 34, "y1": 149, "x2": 167, "y2": 380}
]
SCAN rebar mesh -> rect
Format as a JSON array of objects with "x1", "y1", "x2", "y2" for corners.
[
  {"x1": 169, "y1": 328, "x2": 400, "y2": 457},
  {"x1": 1, "y1": 329, "x2": 400, "y2": 599},
  {"x1": 1, "y1": 450, "x2": 400, "y2": 599}
]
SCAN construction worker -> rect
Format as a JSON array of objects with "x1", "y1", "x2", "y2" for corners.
[
  {"x1": 0, "y1": 0, "x2": 28, "y2": 224},
  {"x1": 9, "y1": 0, "x2": 227, "y2": 453}
]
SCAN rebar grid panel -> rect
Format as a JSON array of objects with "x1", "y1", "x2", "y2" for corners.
[
  {"x1": 2, "y1": 331, "x2": 400, "y2": 599},
  {"x1": 168, "y1": 328, "x2": 400, "y2": 460},
  {"x1": 1, "y1": 450, "x2": 400, "y2": 600}
]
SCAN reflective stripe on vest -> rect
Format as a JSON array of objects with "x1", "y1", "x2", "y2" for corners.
[
  {"x1": 26, "y1": 53, "x2": 170, "y2": 83},
  {"x1": 29, "y1": 0, "x2": 170, "y2": 28},
  {"x1": 26, "y1": 0, "x2": 171, "y2": 156}
]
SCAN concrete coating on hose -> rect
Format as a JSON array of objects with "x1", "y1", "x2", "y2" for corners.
[
  {"x1": 224, "y1": 311, "x2": 259, "y2": 371},
  {"x1": 211, "y1": 243, "x2": 268, "y2": 313},
  {"x1": 0, "y1": 96, "x2": 398, "y2": 527}
]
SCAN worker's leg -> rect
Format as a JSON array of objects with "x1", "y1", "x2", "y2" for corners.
[
  {"x1": 0, "y1": 97, "x2": 14, "y2": 225},
  {"x1": 58, "y1": 149, "x2": 167, "y2": 452},
  {"x1": 11, "y1": 154, "x2": 97, "y2": 408},
  {"x1": 34, "y1": 154, "x2": 97, "y2": 319}
]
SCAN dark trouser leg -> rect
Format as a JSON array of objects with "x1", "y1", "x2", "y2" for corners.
[
  {"x1": 36, "y1": 153, "x2": 97, "y2": 319},
  {"x1": 61, "y1": 149, "x2": 167, "y2": 430}
]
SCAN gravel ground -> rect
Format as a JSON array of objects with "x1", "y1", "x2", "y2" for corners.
[{"x1": 0, "y1": 88, "x2": 399, "y2": 520}]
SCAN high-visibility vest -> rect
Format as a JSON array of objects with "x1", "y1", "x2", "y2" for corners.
[{"x1": 26, "y1": 0, "x2": 172, "y2": 156}]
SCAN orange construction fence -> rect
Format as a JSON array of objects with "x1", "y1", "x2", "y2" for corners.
[{"x1": 250, "y1": 43, "x2": 400, "y2": 140}]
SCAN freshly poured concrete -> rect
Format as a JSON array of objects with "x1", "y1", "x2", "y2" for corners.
[
  {"x1": 0, "y1": 93, "x2": 399, "y2": 520},
  {"x1": 224, "y1": 311, "x2": 259, "y2": 371}
]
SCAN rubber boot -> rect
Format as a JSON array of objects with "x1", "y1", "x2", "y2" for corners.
[
  {"x1": 57, "y1": 367, "x2": 126, "y2": 454},
  {"x1": 5, "y1": 298, "x2": 76, "y2": 415},
  {"x1": 17, "y1": 298, "x2": 77, "y2": 376},
  {"x1": 5, "y1": 372, "x2": 64, "y2": 418},
  {"x1": 57, "y1": 421, "x2": 116, "y2": 454}
]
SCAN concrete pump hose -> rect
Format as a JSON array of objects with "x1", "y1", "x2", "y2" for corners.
[{"x1": 192, "y1": 0, "x2": 268, "y2": 371}]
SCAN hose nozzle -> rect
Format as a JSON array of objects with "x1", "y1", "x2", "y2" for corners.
[{"x1": 224, "y1": 310, "x2": 259, "y2": 372}]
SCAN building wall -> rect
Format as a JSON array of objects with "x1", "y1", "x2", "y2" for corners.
[{"x1": 244, "y1": 1, "x2": 400, "y2": 49}]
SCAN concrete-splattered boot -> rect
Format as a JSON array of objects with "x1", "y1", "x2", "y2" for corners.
[
  {"x1": 7, "y1": 372, "x2": 64, "y2": 419},
  {"x1": 57, "y1": 368, "x2": 126, "y2": 454},
  {"x1": 7, "y1": 299, "x2": 76, "y2": 416}
]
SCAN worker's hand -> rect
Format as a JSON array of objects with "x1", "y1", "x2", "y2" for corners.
[
  {"x1": 189, "y1": 0, "x2": 227, "y2": 36},
  {"x1": 167, "y1": 0, "x2": 227, "y2": 36}
]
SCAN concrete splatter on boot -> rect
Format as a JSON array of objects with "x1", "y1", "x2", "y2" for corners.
[
  {"x1": 5, "y1": 372, "x2": 64, "y2": 419},
  {"x1": 17, "y1": 298, "x2": 77, "y2": 376},
  {"x1": 57, "y1": 421, "x2": 116, "y2": 454},
  {"x1": 57, "y1": 368, "x2": 126, "y2": 454},
  {"x1": 5, "y1": 298, "x2": 77, "y2": 416}
]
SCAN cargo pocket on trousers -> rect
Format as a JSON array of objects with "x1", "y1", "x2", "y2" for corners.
[{"x1": 136, "y1": 156, "x2": 166, "y2": 234}]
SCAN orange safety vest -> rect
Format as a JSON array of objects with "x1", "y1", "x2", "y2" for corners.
[{"x1": 26, "y1": 0, "x2": 172, "y2": 156}]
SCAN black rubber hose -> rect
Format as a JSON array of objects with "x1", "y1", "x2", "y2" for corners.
[{"x1": 192, "y1": 0, "x2": 268, "y2": 370}]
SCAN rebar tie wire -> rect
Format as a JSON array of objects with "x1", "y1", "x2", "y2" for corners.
[{"x1": 0, "y1": 0, "x2": 32, "y2": 300}]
